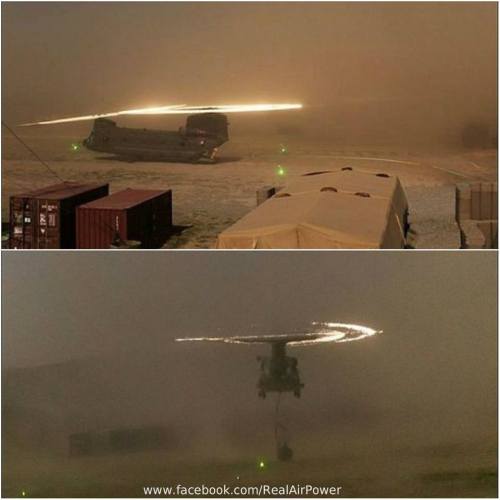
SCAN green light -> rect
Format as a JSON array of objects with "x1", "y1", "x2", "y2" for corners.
[
  {"x1": 280, "y1": 144, "x2": 288, "y2": 154},
  {"x1": 21, "y1": 491, "x2": 26, "y2": 497},
  {"x1": 259, "y1": 460, "x2": 265, "y2": 469},
  {"x1": 71, "y1": 143, "x2": 80, "y2": 152},
  {"x1": 276, "y1": 165, "x2": 286, "y2": 177}
]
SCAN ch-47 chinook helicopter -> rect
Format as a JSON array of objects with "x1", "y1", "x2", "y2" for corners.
[
  {"x1": 21, "y1": 103, "x2": 302, "y2": 163},
  {"x1": 176, "y1": 322, "x2": 380, "y2": 461},
  {"x1": 176, "y1": 322, "x2": 381, "y2": 398}
]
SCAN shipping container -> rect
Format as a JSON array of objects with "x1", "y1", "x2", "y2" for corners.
[
  {"x1": 9, "y1": 182, "x2": 109, "y2": 249},
  {"x1": 76, "y1": 188, "x2": 172, "y2": 249}
]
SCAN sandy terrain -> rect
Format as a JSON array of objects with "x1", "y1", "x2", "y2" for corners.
[
  {"x1": 3, "y1": 437, "x2": 496, "y2": 497},
  {"x1": 2, "y1": 134, "x2": 497, "y2": 248}
]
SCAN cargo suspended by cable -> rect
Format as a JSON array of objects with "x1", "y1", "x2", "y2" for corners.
[
  {"x1": 2, "y1": 121, "x2": 66, "y2": 183},
  {"x1": 274, "y1": 392, "x2": 293, "y2": 461}
]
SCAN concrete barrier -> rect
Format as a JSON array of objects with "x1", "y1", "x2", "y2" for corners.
[
  {"x1": 460, "y1": 220, "x2": 486, "y2": 249},
  {"x1": 456, "y1": 183, "x2": 472, "y2": 221},
  {"x1": 456, "y1": 182, "x2": 497, "y2": 248},
  {"x1": 256, "y1": 186, "x2": 277, "y2": 206},
  {"x1": 406, "y1": 185, "x2": 461, "y2": 249},
  {"x1": 477, "y1": 220, "x2": 498, "y2": 248}
]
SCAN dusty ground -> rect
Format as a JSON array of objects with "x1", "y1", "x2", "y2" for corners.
[
  {"x1": 2, "y1": 133, "x2": 497, "y2": 248},
  {"x1": 3, "y1": 437, "x2": 496, "y2": 497}
]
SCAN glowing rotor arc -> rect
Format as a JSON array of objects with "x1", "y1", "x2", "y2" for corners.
[
  {"x1": 20, "y1": 103, "x2": 303, "y2": 126},
  {"x1": 175, "y1": 322, "x2": 381, "y2": 346}
]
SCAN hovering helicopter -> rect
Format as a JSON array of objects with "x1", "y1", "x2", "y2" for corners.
[
  {"x1": 175, "y1": 322, "x2": 381, "y2": 398},
  {"x1": 177, "y1": 322, "x2": 380, "y2": 461},
  {"x1": 21, "y1": 103, "x2": 302, "y2": 164}
]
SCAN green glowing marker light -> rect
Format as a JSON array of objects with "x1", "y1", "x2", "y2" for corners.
[
  {"x1": 21, "y1": 491, "x2": 26, "y2": 497},
  {"x1": 276, "y1": 165, "x2": 286, "y2": 177},
  {"x1": 280, "y1": 144, "x2": 288, "y2": 154},
  {"x1": 259, "y1": 460, "x2": 266, "y2": 469},
  {"x1": 71, "y1": 143, "x2": 80, "y2": 152}
]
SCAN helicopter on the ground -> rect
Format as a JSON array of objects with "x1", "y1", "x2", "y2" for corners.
[
  {"x1": 83, "y1": 113, "x2": 228, "y2": 163},
  {"x1": 21, "y1": 103, "x2": 302, "y2": 163}
]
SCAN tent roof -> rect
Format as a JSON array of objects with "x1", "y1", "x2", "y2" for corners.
[{"x1": 217, "y1": 169, "x2": 408, "y2": 249}]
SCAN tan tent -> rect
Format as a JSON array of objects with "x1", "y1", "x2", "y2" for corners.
[{"x1": 217, "y1": 169, "x2": 408, "y2": 249}]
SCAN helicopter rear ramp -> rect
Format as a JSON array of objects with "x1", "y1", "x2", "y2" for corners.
[{"x1": 216, "y1": 169, "x2": 408, "y2": 249}]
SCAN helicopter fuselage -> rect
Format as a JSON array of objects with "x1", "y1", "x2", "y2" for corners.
[
  {"x1": 83, "y1": 113, "x2": 229, "y2": 163},
  {"x1": 257, "y1": 342, "x2": 303, "y2": 398}
]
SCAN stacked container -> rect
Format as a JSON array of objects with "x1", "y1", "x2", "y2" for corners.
[{"x1": 9, "y1": 182, "x2": 109, "y2": 249}]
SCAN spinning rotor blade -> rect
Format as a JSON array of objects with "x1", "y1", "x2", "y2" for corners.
[
  {"x1": 19, "y1": 105, "x2": 188, "y2": 126},
  {"x1": 20, "y1": 103, "x2": 303, "y2": 126},
  {"x1": 175, "y1": 322, "x2": 381, "y2": 346}
]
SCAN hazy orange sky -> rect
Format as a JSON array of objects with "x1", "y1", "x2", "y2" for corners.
[{"x1": 2, "y1": 2, "x2": 497, "y2": 144}]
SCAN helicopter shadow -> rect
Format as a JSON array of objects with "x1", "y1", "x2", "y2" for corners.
[
  {"x1": 95, "y1": 155, "x2": 243, "y2": 165},
  {"x1": 166, "y1": 224, "x2": 191, "y2": 237},
  {"x1": 212, "y1": 156, "x2": 243, "y2": 164},
  {"x1": 149, "y1": 224, "x2": 191, "y2": 249}
]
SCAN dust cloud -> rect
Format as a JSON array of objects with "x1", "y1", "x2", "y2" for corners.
[
  {"x1": 2, "y1": 252, "x2": 497, "y2": 496},
  {"x1": 2, "y1": 2, "x2": 497, "y2": 148}
]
